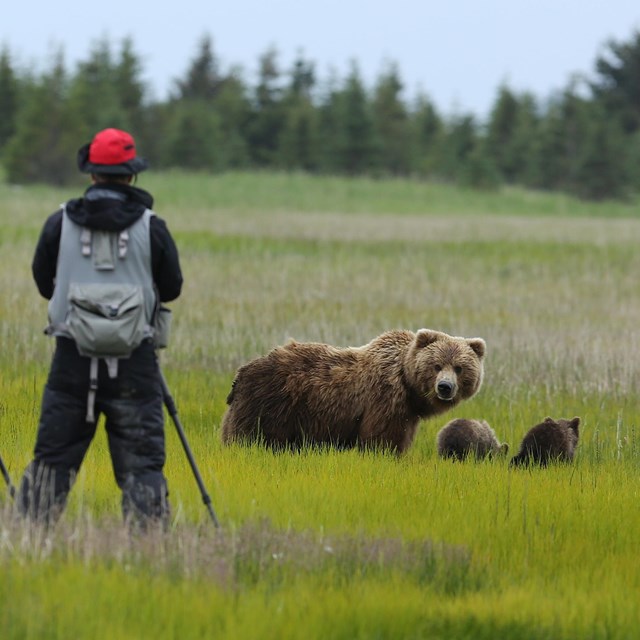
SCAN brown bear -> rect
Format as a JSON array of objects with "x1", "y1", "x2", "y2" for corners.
[
  {"x1": 509, "y1": 416, "x2": 580, "y2": 467},
  {"x1": 221, "y1": 328, "x2": 486, "y2": 454},
  {"x1": 436, "y1": 418, "x2": 509, "y2": 461}
]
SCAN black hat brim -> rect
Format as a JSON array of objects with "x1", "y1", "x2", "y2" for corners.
[{"x1": 77, "y1": 143, "x2": 149, "y2": 175}]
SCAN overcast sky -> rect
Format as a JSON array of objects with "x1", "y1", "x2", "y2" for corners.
[{"x1": 3, "y1": 1, "x2": 639, "y2": 119}]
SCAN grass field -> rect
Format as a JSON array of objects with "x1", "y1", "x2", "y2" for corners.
[{"x1": 1, "y1": 171, "x2": 639, "y2": 639}]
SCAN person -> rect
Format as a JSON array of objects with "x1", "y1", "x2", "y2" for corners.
[{"x1": 18, "y1": 128, "x2": 183, "y2": 528}]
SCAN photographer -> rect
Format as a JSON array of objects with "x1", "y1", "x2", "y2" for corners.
[{"x1": 18, "y1": 128, "x2": 183, "y2": 528}]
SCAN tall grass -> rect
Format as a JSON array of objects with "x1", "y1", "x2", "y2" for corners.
[{"x1": 1, "y1": 172, "x2": 639, "y2": 638}]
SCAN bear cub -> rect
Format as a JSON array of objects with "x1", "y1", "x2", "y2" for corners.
[
  {"x1": 436, "y1": 418, "x2": 508, "y2": 461},
  {"x1": 221, "y1": 328, "x2": 486, "y2": 454},
  {"x1": 510, "y1": 416, "x2": 580, "y2": 467}
]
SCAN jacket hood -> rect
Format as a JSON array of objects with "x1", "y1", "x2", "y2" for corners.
[{"x1": 65, "y1": 183, "x2": 154, "y2": 232}]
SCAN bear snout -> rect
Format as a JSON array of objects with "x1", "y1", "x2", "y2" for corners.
[{"x1": 436, "y1": 379, "x2": 457, "y2": 401}]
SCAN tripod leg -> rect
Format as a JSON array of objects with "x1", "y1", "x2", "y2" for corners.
[
  {"x1": 158, "y1": 368, "x2": 220, "y2": 527},
  {"x1": 0, "y1": 453, "x2": 16, "y2": 499}
]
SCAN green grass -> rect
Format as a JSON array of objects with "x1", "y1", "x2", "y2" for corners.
[{"x1": 1, "y1": 171, "x2": 640, "y2": 639}]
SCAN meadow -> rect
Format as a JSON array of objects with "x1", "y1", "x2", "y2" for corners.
[{"x1": 1, "y1": 171, "x2": 639, "y2": 639}]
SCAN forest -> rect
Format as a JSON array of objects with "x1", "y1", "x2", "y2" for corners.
[{"x1": 0, "y1": 30, "x2": 639, "y2": 200}]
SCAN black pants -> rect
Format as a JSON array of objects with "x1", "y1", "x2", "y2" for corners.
[{"x1": 18, "y1": 338, "x2": 169, "y2": 527}]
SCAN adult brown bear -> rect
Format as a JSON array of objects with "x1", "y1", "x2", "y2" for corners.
[{"x1": 221, "y1": 329, "x2": 486, "y2": 454}]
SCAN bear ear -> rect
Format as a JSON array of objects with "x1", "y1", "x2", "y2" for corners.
[
  {"x1": 569, "y1": 417, "x2": 580, "y2": 434},
  {"x1": 466, "y1": 338, "x2": 486, "y2": 358},
  {"x1": 499, "y1": 443, "x2": 510, "y2": 455},
  {"x1": 415, "y1": 329, "x2": 443, "y2": 349}
]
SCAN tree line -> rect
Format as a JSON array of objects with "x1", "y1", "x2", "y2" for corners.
[{"x1": 0, "y1": 31, "x2": 639, "y2": 201}]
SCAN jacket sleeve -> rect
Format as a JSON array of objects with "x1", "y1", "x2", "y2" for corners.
[
  {"x1": 150, "y1": 216, "x2": 183, "y2": 302},
  {"x1": 32, "y1": 210, "x2": 63, "y2": 300}
]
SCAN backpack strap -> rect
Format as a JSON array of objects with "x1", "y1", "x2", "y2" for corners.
[
  {"x1": 85, "y1": 357, "x2": 120, "y2": 423},
  {"x1": 86, "y1": 357, "x2": 99, "y2": 423},
  {"x1": 105, "y1": 357, "x2": 119, "y2": 379},
  {"x1": 80, "y1": 228, "x2": 92, "y2": 256},
  {"x1": 79, "y1": 228, "x2": 130, "y2": 267},
  {"x1": 118, "y1": 230, "x2": 129, "y2": 258}
]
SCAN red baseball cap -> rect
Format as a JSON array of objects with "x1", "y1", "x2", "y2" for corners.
[{"x1": 77, "y1": 128, "x2": 149, "y2": 175}]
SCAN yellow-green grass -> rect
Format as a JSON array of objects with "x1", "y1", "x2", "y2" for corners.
[{"x1": 1, "y1": 172, "x2": 639, "y2": 639}]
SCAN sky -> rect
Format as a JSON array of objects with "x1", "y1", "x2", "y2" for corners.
[{"x1": 2, "y1": 1, "x2": 640, "y2": 119}]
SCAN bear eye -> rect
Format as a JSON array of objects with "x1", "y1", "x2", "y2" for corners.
[
  {"x1": 434, "y1": 364, "x2": 442, "y2": 372},
  {"x1": 454, "y1": 366, "x2": 462, "y2": 375}
]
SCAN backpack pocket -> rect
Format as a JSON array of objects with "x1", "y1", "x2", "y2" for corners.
[
  {"x1": 153, "y1": 306, "x2": 172, "y2": 349},
  {"x1": 66, "y1": 283, "x2": 147, "y2": 357}
]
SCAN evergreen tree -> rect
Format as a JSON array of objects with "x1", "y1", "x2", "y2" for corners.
[
  {"x1": 277, "y1": 53, "x2": 319, "y2": 171},
  {"x1": 371, "y1": 61, "x2": 411, "y2": 175},
  {"x1": 4, "y1": 51, "x2": 82, "y2": 185},
  {"x1": 211, "y1": 70, "x2": 252, "y2": 169},
  {"x1": 324, "y1": 62, "x2": 379, "y2": 175},
  {"x1": 626, "y1": 130, "x2": 640, "y2": 190},
  {"x1": 69, "y1": 38, "x2": 121, "y2": 132},
  {"x1": 592, "y1": 29, "x2": 640, "y2": 134},
  {"x1": 506, "y1": 93, "x2": 541, "y2": 187},
  {"x1": 278, "y1": 99, "x2": 319, "y2": 171},
  {"x1": 527, "y1": 98, "x2": 567, "y2": 191},
  {"x1": 165, "y1": 36, "x2": 249, "y2": 171},
  {"x1": 172, "y1": 33, "x2": 223, "y2": 101},
  {"x1": 527, "y1": 82, "x2": 590, "y2": 193},
  {"x1": 161, "y1": 100, "x2": 222, "y2": 171},
  {"x1": 484, "y1": 84, "x2": 519, "y2": 183},
  {"x1": 114, "y1": 37, "x2": 147, "y2": 131},
  {"x1": 138, "y1": 101, "x2": 170, "y2": 169},
  {"x1": 573, "y1": 103, "x2": 629, "y2": 200},
  {"x1": 439, "y1": 113, "x2": 478, "y2": 182},
  {"x1": 408, "y1": 93, "x2": 443, "y2": 177},
  {"x1": 0, "y1": 46, "x2": 19, "y2": 151},
  {"x1": 440, "y1": 112, "x2": 500, "y2": 189},
  {"x1": 315, "y1": 70, "x2": 340, "y2": 173},
  {"x1": 459, "y1": 142, "x2": 501, "y2": 190},
  {"x1": 483, "y1": 87, "x2": 542, "y2": 187},
  {"x1": 247, "y1": 47, "x2": 286, "y2": 166},
  {"x1": 527, "y1": 81, "x2": 629, "y2": 199},
  {"x1": 289, "y1": 53, "x2": 315, "y2": 99},
  {"x1": 556, "y1": 82, "x2": 593, "y2": 194}
]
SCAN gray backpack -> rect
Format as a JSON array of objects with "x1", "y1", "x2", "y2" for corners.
[{"x1": 47, "y1": 206, "x2": 171, "y2": 421}]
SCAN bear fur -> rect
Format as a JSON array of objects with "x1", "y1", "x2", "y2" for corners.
[
  {"x1": 221, "y1": 329, "x2": 486, "y2": 454},
  {"x1": 510, "y1": 416, "x2": 580, "y2": 467},
  {"x1": 436, "y1": 418, "x2": 508, "y2": 461}
]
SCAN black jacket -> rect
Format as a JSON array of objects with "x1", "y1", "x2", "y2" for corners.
[{"x1": 32, "y1": 182, "x2": 183, "y2": 302}]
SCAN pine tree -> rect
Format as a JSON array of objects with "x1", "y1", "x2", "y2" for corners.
[
  {"x1": 573, "y1": 103, "x2": 629, "y2": 200},
  {"x1": 247, "y1": 47, "x2": 286, "y2": 167},
  {"x1": 66, "y1": 37, "x2": 122, "y2": 138},
  {"x1": 528, "y1": 98, "x2": 566, "y2": 191},
  {"x1": 161, "y1": 100, "x2": 222, "y2": 170},
  {"x1": 114, "y1": 37, "x2": 147, "y2": 131},
  {"x1": 278, "y1": 54, "x2": 319, "y2": 171},
  {"x1": 0, "y1": 46, "x2": 19, "y2": 151},
  {"x1": 485, "y1": 85, "x2": 520, "y2": 183},
  {"x1": 211, "y1": 71, "x2": 252, "y2": 169},
  {"x1": 172, "y1": 34, "x2": 222, "y2": 101},
  {"x1": 324, "y1": 62, "x2": 379, "y2": 175},
  {"x1": 592, "y1": 29, "x2": 640, "y2": 134},
  {"x1": 506, "y1": 93, "x2": 541, "y2": 188},
  {"x1": 408, "y1": 93, "x2": 443, "y2": 177},
  {"x1": 439, "y1": 113, "x2": 478, "y2": 182},
  {"x1": 4, "y1": 51, "x2": 82, "y2": 185},
  {"x1": 371, "y1": 61, "x2": 410, "y2": 175}
]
